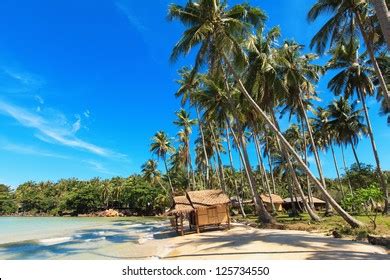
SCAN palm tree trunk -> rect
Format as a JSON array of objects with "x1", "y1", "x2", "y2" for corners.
[
  {"x1": 341, "y1": 145, "x2": 354, "y2": 195},
  {"x1": 196, "y1": 106, "x2": 210, "y2": 185},
  {"x1": 163, "y1": 157, "x2": 175, "y2": 195},
  {"x1": 351, "y1": 142, "x2": 362, "y2": 170},
  {"x1": 187, "y1": 139, "x2": 197, "y2": 190},
  {"x1": 330, "y1": 142, "x2": 345, "y2": 199},
  {"x1": 209, "y1": 124, "x2": 227, "y2": 193},
  {"x1": 298, "y1": 98, "x2": 333, "y2": 215},
  {"x1": 300, "y1": 118, "x2": 314, "y2": 209},
  {"x1": 228, "y1": 120, "x2": 275, "y2": 224},
  {"x1": 254, "y1": 133, "x2": 276, "y2": 213},
  {"x1": 358, "y1": 90, "x2": 389, "y2": 214},
  {"x1": 270, "y1": 110, "x2": 321, "y2": 221},
  {"x1": 265, "y1": 138, "x2": 277, "y2": 194},
  {"x1": 226, "y1": 123, "x2": 246, "y2": 217},
  {"x1": 223, "y1": 54, "x2": 364, "y2": 227},
  {"x1": 355, "y1": 9, "x2": 390, "y2": 107},
  {"x1": 370, "y1": 0, "x2": 390, "y2": 48}
]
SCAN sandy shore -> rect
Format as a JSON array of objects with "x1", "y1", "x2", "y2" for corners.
[{"x1": 162, "y1": 223, "x2": 389, "y2": 260}]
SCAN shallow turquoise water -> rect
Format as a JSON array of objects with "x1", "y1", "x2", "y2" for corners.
[{"x1": 0, "y1": 217, "x2": 170, "y2": 259}]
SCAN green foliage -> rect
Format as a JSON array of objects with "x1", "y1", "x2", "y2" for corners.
[
  {"x1": 1, "y1": 176, "x2": 168, "y2": 216},
  {"x1": 0, "y1": 184, "x2": 17, "y2": 214}
]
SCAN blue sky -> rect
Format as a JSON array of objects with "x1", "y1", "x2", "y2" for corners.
[{"x1": 0, "y1": 0, "x2": 388, "y2": 187}]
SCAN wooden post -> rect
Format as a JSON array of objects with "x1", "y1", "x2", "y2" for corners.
[
  {"x1": 226, "y1": 204, "x2": 231, "y2": 230},
  {"x1": 195, "y1": 210, "x2": 200, "y2": 234},
  {"x1": 180, "y1": 214, "x2": 184, "y2": 236}
]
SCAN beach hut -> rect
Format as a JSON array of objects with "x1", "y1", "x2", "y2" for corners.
[
  {"x1": 283, "y1": 196, "x2": 327, "y2": 211},
  {"x1": 260, "y1": 194, "x2": 284, "y2": 212},
  {"x1": 167, "y1": 190, "x2": 231, "y2": 235}
]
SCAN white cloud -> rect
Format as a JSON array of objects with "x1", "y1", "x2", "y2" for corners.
[
  {"x1": 72, "y1": 115, "x2": 81, "y2": 133},
  {"x1": 0, "y1": 99, "x2": 124, "y2": 158},
  {"x1": 34, "y1": 95, "x2": 44, "y2": 104},
  {"x1": 115, "y1": 2, "x2": 148, "y2": 33},
  {"x1": 2, "y1": 68, "x2": 44, "y2": 88},
  {"x1": 83, "y1": 160, "x2": 117, "y2": 176},
  {"x1": 0, "y1": 140, "x2": 69, "y2": 159},
  {"x1": 83, "y1": 110, "x2": 90, "y2": 118}
]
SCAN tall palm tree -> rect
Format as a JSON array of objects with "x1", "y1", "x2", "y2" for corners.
[
  {"x1": 169, "y1": 0, "x2": 364, "y2": 227},
  {"x1": 174, "y1": 108, "x2": 197, "y2": 189},
  {"x1": 327, "y1": 40, "x2": 389, "y2": 213},
  {"x1": 150, "y1": 131, "x2": 176, "y2": 194},
  {"x1": 141, "y1": 159, "x2": 167, "y2": 193},
  {"x1": 308, "y1": 0, "x2": 390, "y2": 107},
  {"x1": 176, "y1": 67, "x2": 211, "y2": 184}
]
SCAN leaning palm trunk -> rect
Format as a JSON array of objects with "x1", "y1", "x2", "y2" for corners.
[
  {"x1": 341, "y1": 146, "x2": 354, "y2": 195},
  {"x1": 270, "y1": 111, "x2": 321, "y2": 221},
  {"x1": 265, "y1": 138, "x2": 277, "y2": 194},
  {"x1": 163, "y1": 157, "x2": 175, "y2": 195},
  {"x1": 226, "y1": 124, "x2": 246, "y2": 217},
  {"x1": 196, "y1": 106, "x2": 210, "y2": 185},
  {"x1": 354, "y1": 9, "x2": 390, "y2": 108},
  {"x1": 254, "y1": 133, "x2": 276, "y2": 213},
  {"x1": 228, "y1": 121, "x2": 275, "y2": 224},
  {"x1": 223, "y1": 54, "x2": 364, "y2": 227},
  {"x1": 370, "y1": 0, "x2": 390, "y2": 48},
  {"x1": 209, "y1": 125, "x2": 227, "y2": 193},
  {"x1": 187, "y1": 139, "x2": 197, "y2": 190},
  {"x1": 351, "y1": 142, "x2": 362, "y2": 170},
  {"x1": 358, "y1": 90, "x2": 389, "y2": 214},
  {"x1": 330, "y1": 142, "x2": 345, "y2": 199},
  {"x1": 300, "y1": 118, "x2": 314, "y2": 209},
  {"x1": 298, "y1": 98, "x2": 333, "y2": 215}
]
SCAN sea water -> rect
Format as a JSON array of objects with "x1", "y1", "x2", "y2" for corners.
[{"x1": 0, "y1": 217, "x2": 171, "y2": 260}]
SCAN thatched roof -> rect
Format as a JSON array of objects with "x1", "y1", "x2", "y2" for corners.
[
  {"x1": 166, "y1": 195, "x2": 194, "y2": 215},
  {"x1": 187, "y1": 189, "x2": 230, "y2": 209},
  {"x1": 166, "y1": 190, "x2": 230, "y2": 215},
  {"x1": 260, "y1": 194, "x2": 284, "y2": 204},
  {"x1": 283, "y1": 196, "x2": 326, "y2": 204}
]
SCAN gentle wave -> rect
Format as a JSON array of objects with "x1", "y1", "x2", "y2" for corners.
[{"x1": 38, "y1": 237, "x2": 73, "y2": 245}]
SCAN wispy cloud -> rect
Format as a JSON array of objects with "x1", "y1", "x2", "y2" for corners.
[
  {"x1": 83, "y1": 160, "x2": 117, "y2": 176},
  {"x1": 115, "y1": 2, "x2": 148, "y2": 33},
  {"x1": 0, "y1": 140, "x2": 69, "y2": 159},
  {"x1": 0, "y1": 99, "x2": 124, "y2": 158}
]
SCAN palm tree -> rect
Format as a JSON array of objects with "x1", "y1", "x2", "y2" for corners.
[
  {"x1": 150, "y1": 131, "x2": 176, "y2": 194},
  {"x1": 327, "y1": 40, "x2": 389, "y2": 213},
  {"x1": 141, "y1": 159, "x2": 167, "y2": 193},
  {"x1": 174, "y1": 108, "x2": 197, "y2": 189},
  {"x1": 169, "y1": 0, "x2": 364, "y2": 227},
  {"x1": 308, "y1": 0, "x2": 390, "y2": 107},
  {"x1": 176, "y1": 67, "x2": 211, "y2": 185}
]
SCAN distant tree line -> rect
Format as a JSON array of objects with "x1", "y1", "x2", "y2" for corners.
[{"x1": 0, "y1": 176, "x2": 168, "y2": 216}]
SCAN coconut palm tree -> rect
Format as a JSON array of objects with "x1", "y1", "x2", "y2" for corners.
[
  {"x1": 327, "y1": 40, "x2": 389, "y2": 213},
  {"x1": 174, "y1": 108, "x2": 197, "y2": 189},
  {"x1": 150, "y1": 131, "x2": 176, "y2": 194},
  {"x1": 141, "y1": 159, "x2": 167, "y2": 193},
  {"x1": 308, "y1": 0, "x2": 390, "y2": 107},
  {"x1": 176, "y1": 67, "x2": 211, "y2": 184},
  {"x1": 169, "y1": 0, "x2": 364, "y2": 227}
]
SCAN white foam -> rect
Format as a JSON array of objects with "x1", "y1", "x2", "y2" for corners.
[{"x1": 39, "y1": 237, "x2": 73, "y2": 245}]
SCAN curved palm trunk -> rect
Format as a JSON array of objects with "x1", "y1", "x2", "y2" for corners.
[
  {"x1": 371, "y1": 0, "x2": 390, "y2": 48},
  {"x1": 358, "y1": 90, "x2": 389, "y2": 214},
  {"x1": 355, "y1": 9, "x2": 390, "y2": 107},
  {"x1": 254, "y1": 133, "x2": 276, "y2": 213},
  {"x1": 163, "y1": 157, "x2": 175, "y2": 195},
  {"x1": 265, "y1": 138, "x2": 277, "y2": 194},
  {"x1": 298, "y1": 98, "x2": 333, "y2": 215},
  {"x1": 223, "y1": 54, "x2": 364, "y2": 227},
  {"x1": 228, "y1": 121, "x2": 275, "y2": 224},
  {"x1": 270, "y1": 111, "x2": 320, "y2": 221},
  {"x1": 330, "y1": 142, "x2": 345, "y2": 199},
  {"x1": 209, "y1": 125, "x2": 227, "y2": 193},
  {"x1": 300, "y1": 118, "x2": 314, "y2": 209},
  {"x1": 341, "y1": 145, "x2": 354, "y2": 195},
  {"x1": 351, "y1": 142, "x2": 362, "y2": 170},
  {"x1": 196, "y1": 106, "x2": 210, "y2": 185},
  {"x1": 226, "y1": 123, "x2": 246, "y2": 217}
]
